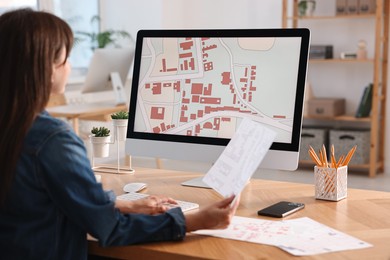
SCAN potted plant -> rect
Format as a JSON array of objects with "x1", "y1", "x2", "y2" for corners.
[
  {"x1": 90, "y1": 126, "x2": 111, "y2": 157},
  {"x1": 111, "y1": 111, "x2": 129, "y2": 142},
  {"x1": 76, "y1": 15, "x2": 133, "y2": 50},
  {"x1": 298, "y1": 0, "x2": 316, "y2": 17}
]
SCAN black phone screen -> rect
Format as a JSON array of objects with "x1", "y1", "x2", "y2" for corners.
[{"x1": 257, "y1": 201, "x2": 305, "y2": 218}]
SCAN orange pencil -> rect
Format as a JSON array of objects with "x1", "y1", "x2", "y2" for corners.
[
  {"x1": 343, "y1": 145, "x2": 357, "y2": 166},
  {"x1": 319, "y1": 149, "x2": 324, "y2": 167},
  {"x1": 309, "y1": 146, "x2": 321, "y2": 164},
  {"x1": 336, "y1": 154, "x2": 344, "y2": 168},
  {"x1": 322, "y1": 144, "x2": 328, "y2": 168},
  {"x1": 331, "y1": 153, "x2": 337, "y2": 168},
  {"x1": 330, "y1": 144, "x2": 337, "y2": 168},
  {"x1": 308, "y1": 150, "x2": 322, "y2": 166}
]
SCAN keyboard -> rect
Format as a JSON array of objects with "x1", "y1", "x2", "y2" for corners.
[{"x1": 117, "y1": 192, "x2": 199, "y2": 212}]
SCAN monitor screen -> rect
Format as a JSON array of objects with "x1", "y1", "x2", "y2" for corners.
[{"x1": 126, "y1": 28, "x2": 310, "y2": 171}]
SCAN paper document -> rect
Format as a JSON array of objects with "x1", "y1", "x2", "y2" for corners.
[
  {"x1": 194, "y1": 216, "x2": 372, "y2": 256},
  {"x1": 202, "y1": 118, "x2": 276, "y2": 197}
]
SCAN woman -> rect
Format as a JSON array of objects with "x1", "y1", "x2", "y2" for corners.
[{"x1": 0, "y1": 9, "x2": 239, "y2": 259}]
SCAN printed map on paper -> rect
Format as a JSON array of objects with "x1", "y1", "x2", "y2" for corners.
[{"x1": 193, "y1": 216, "x2": 372, "y2": 256}]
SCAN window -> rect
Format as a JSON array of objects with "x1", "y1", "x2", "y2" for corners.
[
  {"x1": 50, "y1": 0, "x2": 99, "y2": 69},
  {"x1": 0, "y1": 0, "x2": 38, "y2": 14}
]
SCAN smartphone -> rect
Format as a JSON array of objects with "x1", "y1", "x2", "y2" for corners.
[{"x1": 257, "y1": 201, "x2": 305, "y2": 218}]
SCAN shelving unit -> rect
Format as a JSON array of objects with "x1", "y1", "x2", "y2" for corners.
[{"x1": 282, "y1": 0, "x2": 389, "y2": 177}]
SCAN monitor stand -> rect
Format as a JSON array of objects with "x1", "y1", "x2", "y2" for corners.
[
  {"x1": 181, "y1": 176, "x2": 211, "y2": 189},
  {"x1": 110, "y1": 72, "x2": 127, "y2": 105}
]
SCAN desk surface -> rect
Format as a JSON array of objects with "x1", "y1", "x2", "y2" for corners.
[
  {"x1": 46, "y1": 101, "x2": 127, "y2": 119},
  {"x1": 88, "y1": 168, "x2": 390, "y2": 259},
  {"x1": 46, "y1": 101, "x2": 127, "y2": 135}
]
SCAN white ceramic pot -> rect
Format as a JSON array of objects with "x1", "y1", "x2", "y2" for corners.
[
  {"x1": 112, "y1": 119, "x2": 128, "y2": 142},
  {"x1": 298, "y1": 0, "x2": 316, "y2": 16},
  {"x1": 90, "y1": 135, "x2": 111, "y2": 157},
  {"x1": 305, "y1": 0, "x2": 316, "y2": 16}
]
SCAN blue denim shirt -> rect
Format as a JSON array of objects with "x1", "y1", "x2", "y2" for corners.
[{"x1": 0, "y1": 111, "x2": 186, "y2": 260}]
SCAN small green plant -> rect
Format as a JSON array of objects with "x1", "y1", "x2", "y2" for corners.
[
  {"x1": 76, "y1": 15, "x2": 132, "y2": 50},
  {"x1": 91, "y1": 126, "x2": 110, "y2": 137},
  {"x1": 111, "y1": 110, "x2": 129, "y2": 120}
]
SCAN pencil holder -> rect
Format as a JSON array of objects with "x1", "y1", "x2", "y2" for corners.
[{"x1": 314, "y1": 166, "x2": 347, "y2": 201}]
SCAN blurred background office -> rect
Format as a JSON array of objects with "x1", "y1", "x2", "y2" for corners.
[{"x1": 1, "y1": 0, "x2": 389, "y2": 189}]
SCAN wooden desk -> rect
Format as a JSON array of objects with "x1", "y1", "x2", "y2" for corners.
[
  {"x1": 46, "y1": 101, "x2": 127, "y2": 135},
  {"x1": 88, "y1": 168, "x2": 390, "y2": 259}
]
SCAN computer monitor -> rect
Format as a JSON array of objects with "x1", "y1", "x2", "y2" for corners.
[
  {"x1": 125, "y1": 28, "x2": 310, "y2": 171},
  {"x1": 82, "y1": 48, "x2": 134, "y2": 105}
]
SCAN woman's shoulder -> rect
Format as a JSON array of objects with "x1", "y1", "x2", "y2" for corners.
[
  {"x1": 25, "y1": 111, "x2": 81, "y2": 151},
  {"x1": 34, "y1": 111, "x2": 71, "y2": 135}
]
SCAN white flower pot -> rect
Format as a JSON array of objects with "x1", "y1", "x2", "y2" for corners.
[
  {"x1": 112, "y1": 119, "x2": 128, "y2": 142},
  {"x1": 298, "y1": 0, "x2": 316, "y2": 16},
  {"x1": 90, "y1": 135, "x2": 111, "y2": 158},
  {"x1": 305, "y1": 1, "x2": 315, "y2": 16}
]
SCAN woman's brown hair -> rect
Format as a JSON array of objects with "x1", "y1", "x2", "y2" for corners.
[{"x1": 0, "y1": 9, "x2": 73, "y2": 205}]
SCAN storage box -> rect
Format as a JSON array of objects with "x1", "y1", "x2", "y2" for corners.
[
  {"x1": 308, "y1": 98, "x2": 346, "y2": 117},
  {"x1": 309, "y1": 45, "x2": 333, "y2": 59},
  {"x1": 347, "y1": 0, "x2": 359, "y2": 14},
  {"x1": 329, "y1": 129, "x2": 370, "y2": 165},
  {"x1": 300, "y1": 128, "x2": 328, "y2": 161},
  {"x1": 358, "y1": 0, "x2": 376, "y2": 14},
  {"x1": 336, "y1": 0, "x2": 348, "y2": 15}
]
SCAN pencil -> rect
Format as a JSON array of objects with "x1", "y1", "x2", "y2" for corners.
[
  {"x1": 308, "y1": 150, "x2": 322, "y2": 166},
  {"x1": 336, "y1": 154, "x2": 344, "y2": 168},
  {"x1": 331, "y1": 153, "x2": 337, "y2": 169},
  {"x1": 343, "y1": 145, "x2": 357, "y2": 166},
  {"x1": 322, "y1": 144, "x2": 328, "y2": 168},
  {"x1": 319, "y1": 149, "x2": 324, "y2": 167},
  {"x1": 330, "y1": 144, "x2": 337, "y2": 168},
  {"x1": 309, "y1": 146, "x2": 321, "y2": 165}
]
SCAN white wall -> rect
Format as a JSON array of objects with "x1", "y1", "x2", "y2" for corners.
[
  {"x1": 99, "y1": 0, "x2": 162, "y2": 42},
  {"x1": 100, "y1": 0, "x2": 390, "y2": 174},
  {"x1": 161, "y1": 0, "x2": 281, "y2": 29},
  {"x1": 99, "y1": 0, "x2": 281, "y2": 38}
]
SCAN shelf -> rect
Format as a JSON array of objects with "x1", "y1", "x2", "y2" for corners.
[
  {"x1": 304, "y1": 115, "x2": 371, "y2": 122},
  {"x1": 288, "y1": 14, "x2": 376, "y2": 20},
  {"x1": 283, "y1": 0, "x2": 388, "y2": 177},
  {"x1": 309, "y1": 58, "x2": 374, "y2": 63}
]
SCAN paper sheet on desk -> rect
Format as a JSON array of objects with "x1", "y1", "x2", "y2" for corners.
[
  {"x1": 202, "y1": 118, "x2": 276, "y2": 197},
  {"x1": 193, "y1": 216, "x2": 372, "y2": 256}
]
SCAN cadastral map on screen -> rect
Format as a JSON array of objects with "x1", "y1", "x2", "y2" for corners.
[{"x1": 134, "y1": 37, "x2": 302, "y2": 143}]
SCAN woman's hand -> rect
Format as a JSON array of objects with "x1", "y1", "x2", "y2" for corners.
[
  {"x1": 115, "y1": 195, "x2": 178, "y2": 215},
  {"x1": 185, "y1": 194, "x2": 240, "y2": 232}
]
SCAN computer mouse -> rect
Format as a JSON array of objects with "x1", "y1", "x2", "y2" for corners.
[
  {"x1": 95, "y1": 174, "x2": 102, "y2": 183},
  {"x1": 123, "y1": 182, "x2": 147, "y2": 193}
]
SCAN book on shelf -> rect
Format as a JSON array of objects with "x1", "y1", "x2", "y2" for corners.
[{"x1": 355, "y1": 83, "x2": 373, "y2": 118}]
